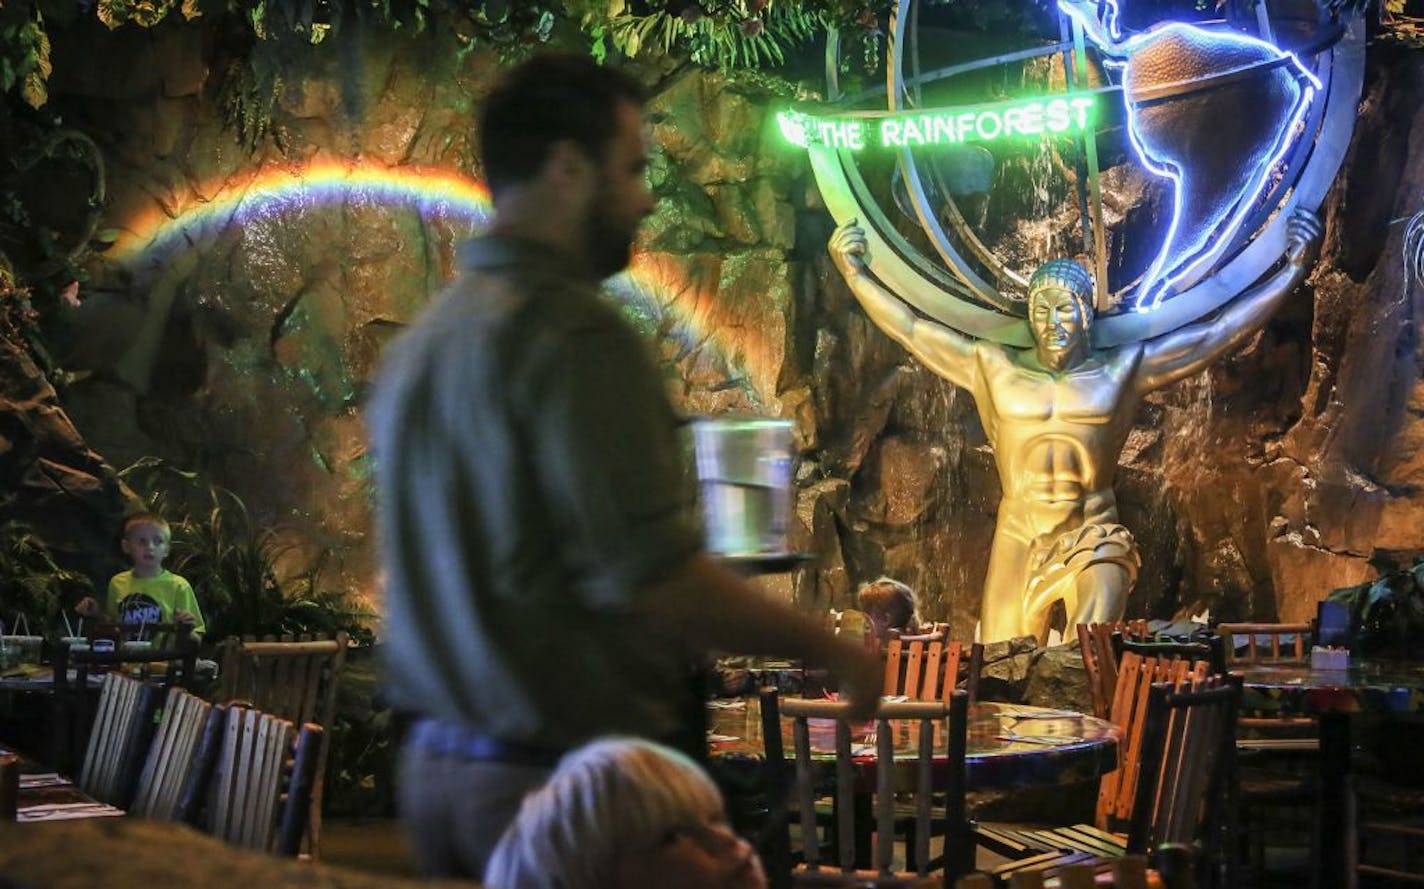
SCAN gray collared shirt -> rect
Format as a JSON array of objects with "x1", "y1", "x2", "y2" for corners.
[{"x1": 367, "y1": 235, "x2": 703, "y2": 748}]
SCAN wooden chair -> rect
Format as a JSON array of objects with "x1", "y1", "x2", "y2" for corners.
[
  {"x1": 205, "y1": 704, "x2": 324, "y2": 856},
  {"x1": 74, "y1": 672, "x2": 163, "y2": 808},
  {"x1": 1215, "y1": 622, "x2": 1317, "y2": 881},
  {"x1": 776, "y1": 693, "x2": 972, "y2": 888},
  {"x1": 988, "y1": 677, "x2": 1238, "y2": 889},
  {"x1": 129, "y1": 687, "x2": 226, "y2": 822},
  {"x1": 215, "y1": 631, "x2": 347, "y2": 856},
  {"x1": 957, "y1": 855, "x2": 1159, "y2": 888},
  {"x1": 962, "y1": 847, "x2": 1203, "y2": 889},
  {"x1": 49, "y1": 638, "x2": 199, "y2": 775},
  {"x1": 883, "y1": 632, "x2": 984, "y2": 704},
  {"x1": 1215, "y1": 622, "x2": 1315, "y2": 748},
  {"x1": 1126, "y1": 679, "x2": 1240, "y2": 889},
  {"x1": 1077, "y1": 621, "x2": 1149, "y2": 720},
  {"x1": 975, "y1": 654, "x2": 1211, "y2": 867},
  {"x1": 1352, "y1": 811, "x2": 1424, "y2": 888}
]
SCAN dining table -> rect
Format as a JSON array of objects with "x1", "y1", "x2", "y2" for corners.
[
  {"x1": 707, "y1": 695, "x2": 1121, "y2": 789},
  {"x1": 1234, "y1": 659, "x2": 1424, "y2": 889},
  {"x1": 0, "y1": 744, "x2": 125, "y2": 824}
]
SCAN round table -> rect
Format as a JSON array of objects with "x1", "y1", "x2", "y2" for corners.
[
  {"x1": 1235, "y1": 660, "x2": 1424, "y2": 889},
  {"x1": 707, "y1": 697, "x2": 1120, "y2": 790}
]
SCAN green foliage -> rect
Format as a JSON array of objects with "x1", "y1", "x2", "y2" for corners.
[
  {"x1": 0, "y1": 5, "x2": 51, "y2": 109},
  {"x1": 218, "y1": 57, "x2": 285, "y2": 153},
  {"x1": 96, "y1": 0, "x2": 198, "y2": 30},
  {"x1": 1327, "y1": 555, "x2": 1424, "y2": 658},
  {"x1": 118, "y1": 457, "x2": 376, "y2": 644},
  {"x1": 606, "y1": 3, "x2": 827, "y2": 70},
  {"x1": 0, "y1": 519, "x2": 94, "y2": 631}
]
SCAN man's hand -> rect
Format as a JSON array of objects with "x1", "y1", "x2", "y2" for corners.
[
  {"x1": 75, "y1": 597, "x2": 100, "y2": 618},
  {"x1": 1286, "y1": 209, "x2": 1322, "y2": 266},
  {"x1": 829, "y1": 220, "x2": 870, "y2": 277},
  {"x1": 828, "y1": 641, "x2": 883, "y2": 721}
]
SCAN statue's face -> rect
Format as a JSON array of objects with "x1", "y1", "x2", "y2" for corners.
[{"x1": 1030, "y1": 288, "x2": 1089, "y2": 359}]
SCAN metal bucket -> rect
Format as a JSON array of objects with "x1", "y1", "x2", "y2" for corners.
[{"x1": 690, "y1": 416, "x2": 794, "y2": 556}]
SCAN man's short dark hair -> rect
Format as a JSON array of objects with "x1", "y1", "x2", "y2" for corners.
[{"x1": 479, "y1": 54, "x2": 646, "y2": 198}]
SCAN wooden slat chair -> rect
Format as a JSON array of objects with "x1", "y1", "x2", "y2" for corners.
[
  {"x1": 881, "y1": 634, "x2": 982, "y2": 869},
  {"x1": 215, "y1": 631, "x2": 347, "y2": 856},
  {"x1": 1077, "y1": 621, "x2": 1150, "y2": 720},
  {"x1": 75, "y1": 673, "x2": 163, "y2": 808},
  {"x1": 960, "y1": 848, "x2": 1201, "y2": 889},
  {"x1": 988, "y1": 678, "x2": 1238, "y2": 889},
  {"x1": 777, "y1": 693, "x2": 972, "y2": 888},
  {"x1": 205, "y1": 704, "x2": 324, "y2": 856},
  {"x1": 958, "y1": 855, "x2": 1160, "y2": 888},
  {"x1": 975, "y1": 654, "x2": 1210, "y2": 865},
  {"x1": 1125, "y1": 679, "x2": 1240, "y2": 889},
  {"x1": 129, "y1": 687, "x2": 226, "y2": 822},
  {"x1": 883, "y1": 633, "x2": 984, "y2": 705},
  {"x1": 49, "y1": 637, "x2": 199, "y2": 775}
]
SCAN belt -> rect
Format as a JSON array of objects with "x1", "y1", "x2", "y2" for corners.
[{"x1": 408, "y1": 718, "x2": 566, "y2": 768}]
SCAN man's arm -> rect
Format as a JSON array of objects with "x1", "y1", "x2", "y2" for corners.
[
  {"x1": 830, "y1": 221, "x2": 980, "y2": 392},
  {"x1": 637, "y1": 552, "x2": 883, "y2": 718},
  {"x1": 1136, "y1": 210, "x2": 1321, "y2": 394}
]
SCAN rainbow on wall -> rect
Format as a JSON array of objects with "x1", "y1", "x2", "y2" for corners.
[
  {"x1": 110, "y1": 159, "x2": 773, "y2": 401},
  {"x1": 109, "y1": 160, "x2": 496, "y2": 267}
]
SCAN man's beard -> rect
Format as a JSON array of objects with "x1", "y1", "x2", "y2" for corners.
[{"x1": 582, "y1": 192, "x2": 635, "y2": 279}]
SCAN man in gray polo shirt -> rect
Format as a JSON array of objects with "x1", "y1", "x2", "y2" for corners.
[{"x1": 366, "y1": 54, "x2": 881, "y2": 879}]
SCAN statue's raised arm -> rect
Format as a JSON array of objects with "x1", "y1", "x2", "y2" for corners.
[
  {"x1": 1135, "y1": 209, "x2": 1322, "y2": 395},
  {"x1": 829, "y1": 221, "x2": 980, "y2": 392}
]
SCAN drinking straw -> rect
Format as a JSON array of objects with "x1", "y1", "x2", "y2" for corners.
[
  {"x1": 137, "y1": 620, "x2": 147, "y2": 643},
  {"x1": 62, "y1": 611, "x2": 74, "y2": 639}
]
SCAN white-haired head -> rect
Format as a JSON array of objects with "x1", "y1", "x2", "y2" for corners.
[{"x1": 484, "y1": 737, "x2": 762, "y2": 889}]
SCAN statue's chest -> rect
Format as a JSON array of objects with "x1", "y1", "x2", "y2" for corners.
[{"x1": 983, "y1": 360, "x2": 1128, "y2": 424}]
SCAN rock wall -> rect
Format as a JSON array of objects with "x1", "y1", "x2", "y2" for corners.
[{"x1": 7, "y1": 20, "x2": 1424, "y2": 633}]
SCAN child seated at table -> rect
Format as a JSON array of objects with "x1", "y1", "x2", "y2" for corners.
[
  {"x1": 75, "y1": 512, "x2": 205, "y2": 642},
  {"x1": 856, "y1": 577, "x2": 921, "y2": 646}
]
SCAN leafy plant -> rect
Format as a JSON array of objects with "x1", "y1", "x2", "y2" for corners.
[
  {"x1": 118, "y1": 457, "x2": 376, "y2": 644},
  {"x1": 0, "y1": 519, "x2": 94, "y2": 632},
  {"x1": 1327, "y1": 555, "x2": 1424, "y2": 658}
]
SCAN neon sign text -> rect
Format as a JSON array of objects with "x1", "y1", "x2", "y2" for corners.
[{"x1": 777, "y1": 94, "x2": 1099, "y2": 152}]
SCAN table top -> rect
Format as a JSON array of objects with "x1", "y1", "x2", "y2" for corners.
[
  {"x1": 707, "y1": 697, "x2": 1119, "y2": 789},
  {"x1": 1235, "y1": 661, "x2": 1424, "y2": 715},
  {"x1": 0, "y1": 666, "x2": 103, "y2": 692},
  {"x1": 1, "y1": 746, "x2": 124, "y2": 823}
]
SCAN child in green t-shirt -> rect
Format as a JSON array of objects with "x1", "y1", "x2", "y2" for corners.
[{"x1": 76, "y1": 512, "x2": 205, "y2": 639}]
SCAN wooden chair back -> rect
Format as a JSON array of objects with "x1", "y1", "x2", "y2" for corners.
[
  {"x1": 1216, "y1": 621, "x2": 1316, "y2": 742},
  {"x1": 206, "y1": 704, "x2": 323, "y2": 856},
  {"x1": 1077, "y1": 621, "x2": 1149, "y2": 720},
  {"x1": 1096, "y1": 653, "x2": 1210, "y2": 831},
  {"x1": 215, "y1": 631, "x2": 347, "y2": 855},
  {"x1": 76, "y1": 673, "x2": 163, "y2": 808},
  {"x1": 130, "y1": 687, "x2": 226, "y2": 822},
  {"x1": 1215, "y1": 622, "x2": 1311, "y2": 665},
  {"x1": 1128, "y1": 678, "x2": 1240, "y2": 873},
  {"x1": 779, "y1": 693, "x2": 972, "y2": 887},
  {"x1": 883, "y1": 633, "x2": 983, "y2": 705}
]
